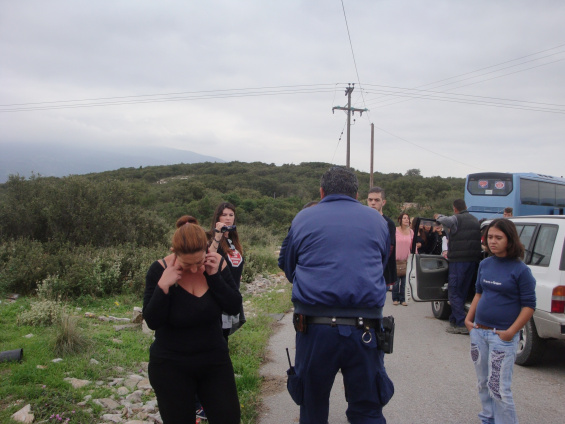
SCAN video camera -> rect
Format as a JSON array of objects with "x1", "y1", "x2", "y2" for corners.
[{"x1": 220, "y1": 225, "x2": 236, "y2": 233}]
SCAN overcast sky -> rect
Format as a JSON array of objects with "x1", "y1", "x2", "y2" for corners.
[{"x1": 1, "y1": 0, "x2": 564, "y2": 178}]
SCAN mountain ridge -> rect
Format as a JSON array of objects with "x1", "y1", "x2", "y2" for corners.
[{"x1": 0, "y1": 143, "x2": 224, "y2": 183}]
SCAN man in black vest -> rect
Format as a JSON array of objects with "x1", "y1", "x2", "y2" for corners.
[{"x1": 437, "y1": 199, "x2": 482, "y2": 334}]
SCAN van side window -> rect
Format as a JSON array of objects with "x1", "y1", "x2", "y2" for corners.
[
  {"x1": 530, "y1": 225, "x2": 558, "y2": 267},
  {"x1": 516, "y1": 225, "x2": 536, "y2": 263}
]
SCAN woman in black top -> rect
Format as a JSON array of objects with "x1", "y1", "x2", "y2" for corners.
[
  {"x1": 143, "y1": 215, "x2": 242, "y2": 424},
  {"x1": 429, "y1": 222, "x2": 445, "y2": 255},
  {"x1": 208, "y1": 202, "x2": 246, "y2": 339}
]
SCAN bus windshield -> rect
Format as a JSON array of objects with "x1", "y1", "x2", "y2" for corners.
[{"x1": 467, "y1": 173, "x2": 513, "y2": 196}]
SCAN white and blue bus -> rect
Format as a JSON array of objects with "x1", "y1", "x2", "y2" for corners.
[{"x1": 465, "y1": 172, "x2": 565, "y2": 220}]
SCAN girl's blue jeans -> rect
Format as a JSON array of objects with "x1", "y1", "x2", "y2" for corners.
[{"x1": 470, "y1": 327, "x2": 520, "y2": 424}]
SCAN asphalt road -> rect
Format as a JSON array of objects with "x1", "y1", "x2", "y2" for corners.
[{"x1": 258, "y1": 291, "x2": 565, "y2": 424}]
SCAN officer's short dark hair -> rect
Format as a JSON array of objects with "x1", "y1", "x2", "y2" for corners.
[
  {"x1": 453, "y1": 199, "x2": 467, "y2": 211},
  {"x1": 368, "y1": 186, "x2": 385, "y2": 200},
  {"x1": 320, "y1": 166, "x2": 358, "y2": 198},
  {"x1": 504, "y1": 207, "x2": 513, "y2": 214}
]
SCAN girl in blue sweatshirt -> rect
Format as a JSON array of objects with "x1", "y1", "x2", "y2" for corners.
[{"x1": 465, "y1": 218, "x2": 535, "y2": 424}]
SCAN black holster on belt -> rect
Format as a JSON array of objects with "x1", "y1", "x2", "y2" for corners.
[{"x1": 376, "y1": 315, "x2": 395, "y2": 354}]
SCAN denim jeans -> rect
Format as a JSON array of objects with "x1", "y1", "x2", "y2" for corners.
[
  {"x1": 470, "y1": 327, "x2": 520, "y2": 424},
  {"x1": 447, "y1": 261, "x2": 476, "y2": 326},
  {"x1": 392, "y1": 276, "x2": 406, "y2": 302}
]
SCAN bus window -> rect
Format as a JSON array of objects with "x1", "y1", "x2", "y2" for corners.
[
  {"x1": 520, "y1": 179, "x2": 538, "y2": 205},
  {"x1": 539, "y1": 182, "x2": 556, "y2": 206}
]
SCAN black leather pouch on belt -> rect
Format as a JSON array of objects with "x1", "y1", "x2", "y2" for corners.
[
  {"x1": 293, "y1": 313, "x2": 308, "y2": 333},
  {"x1": 376, "y1": 315, "x2": 395, "y2": 354}
]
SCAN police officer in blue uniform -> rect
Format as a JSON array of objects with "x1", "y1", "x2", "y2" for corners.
[{"x1": 279, "y1": 166, "x2": 394, "y2": 424}]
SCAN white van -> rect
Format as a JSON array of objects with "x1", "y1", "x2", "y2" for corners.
[{"x1": 407, "y1": 215, "x2": 565, "y2": 366}]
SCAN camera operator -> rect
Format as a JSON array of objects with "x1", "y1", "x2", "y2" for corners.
[
  {"x1": 208, "y1": 202, "x2": 246, "y2": 340},
  {"x1": 279, "y1": 166, "x2": 394, "y2": 424}
]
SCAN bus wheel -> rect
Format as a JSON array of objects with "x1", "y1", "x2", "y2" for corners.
[{"x1": 431, "y1": 301, "x2": 451, "y2": 320}]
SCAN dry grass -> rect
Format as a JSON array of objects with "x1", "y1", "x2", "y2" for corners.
[{"x1": 54, "y1": 314, "x2": 90, "y2": 356}]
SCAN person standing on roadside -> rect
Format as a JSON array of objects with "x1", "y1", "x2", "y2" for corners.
[
  {"x1": 436, "y1": 199, "x2": 482, "y2": 334},
  {"x1": 367, "y1": 187, "x2": 397, "y2": 289},
  {"x1": 394, "y1": 213, "x2": 413, "y2": 306},
  {"x1": 279, "y1": 166, "x2": 394, "y2": 424},
  {"x1": 143, "y1": 216, "x2": 242, "y2": 424},
  {"x1": 193, "y1": 202, "x2": 245, "y2": 421},
  {"x1": 465, "y1": 218, "x2": 535, "y2": 424},
  {"x1": 208, "y1": 202, "x2": 246, "y2": 340}
]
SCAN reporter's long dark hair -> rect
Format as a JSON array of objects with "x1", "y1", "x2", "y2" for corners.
[
  {"x1": 209, "y1": 202, "x2": 243, "y2": 254},
  {"x1": 484, "y1": 218, "x2": 525, "y2": 260}
]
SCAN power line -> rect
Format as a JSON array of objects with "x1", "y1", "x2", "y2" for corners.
[
  {"x1": 414, "y1": 43, "x2": 565, "y2": 90},
  {"x1": 360, "y1": 86, "x2": 565, "y2": 115},
  {"x1": 362, "y1": 84, "x2": 565, "y2": 109},
  {"x1": 0, "y1": 85, "x2": 342, "y2": 113},
  {"x1": 351, "y1": 44, "x2": 565, "y2": 172},
  {"x1": 0, "y1": 83, "x2": 338, "y2": 108},
  {"x1": 330, "y1": 117, "x2": 348, "y2": 165},
  {"x1": 373, "y1": 125, "x2": 485, "y2": 172},
  {"x1": 365, "y1": 49, "x2": 565, "y2": 109},
  {"x1": 340, "y1": 0, "x2": 370, "y2": 119}
]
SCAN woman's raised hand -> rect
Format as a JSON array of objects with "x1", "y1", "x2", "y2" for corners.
[
  {"x1": 158, "y1": 256, "x2": 182, "y2": 293},
  {"x1": 205, "y1": 252, "x2": 222, "y2": 275},
  {"x1": 214, "y1": 221, "x2": 224, "y2": 235}
]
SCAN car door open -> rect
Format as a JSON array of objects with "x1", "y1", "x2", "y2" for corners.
[{"x1": 407, "y1": 217, "x2": 450, "y2": 302}]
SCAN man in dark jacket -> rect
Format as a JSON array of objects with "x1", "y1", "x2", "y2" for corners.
[
  {"x1": 367, "y1": 187, "x2": 397, "y2": 288},
  {"x1": 437, "y1": 199, "x2": 482, "y2": 334},
  {"x1": 279, "y1": 166, "x2": 393, "y2": 424}
]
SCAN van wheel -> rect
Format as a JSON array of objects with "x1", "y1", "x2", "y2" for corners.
[
  {"x1": 515, "y1": 318, "x2": 546, "y2": 366},
  {"x1": 431, "y1": 301, "x2": 451, "y2": 320}
]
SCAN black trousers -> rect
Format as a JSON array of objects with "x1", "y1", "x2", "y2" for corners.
[{"x1": 149, "y1": 356, "x2": 240, "y2": 424}]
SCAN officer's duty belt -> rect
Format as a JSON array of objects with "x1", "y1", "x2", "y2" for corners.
[{"x1": 305, "y1": 316, "x2": 379, "y2": 328}]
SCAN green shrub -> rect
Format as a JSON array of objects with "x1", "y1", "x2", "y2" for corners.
[
  {"x1": 0, "y1": 240, "x2": 167, "y2": 300},
  {"x1": 241, "y1": 249, "x2": 280, "y2": 284},
  {"x1": 114, "y1": 244, "x2": 168, "y2": 297},
  {"x1": 35, "y1": 274, "x2": 60, "y2": 300},
  {"x1": 0, "y1": 239, "x2": 57, "y2": 295},
  {"x1": 17, "y1": 299, "x2": 65, "y2": 326}
]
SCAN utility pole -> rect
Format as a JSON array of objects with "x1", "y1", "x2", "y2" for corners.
[
  {"x1": 370, "y1": 123, "x2": 374, "y2": 188},
  {"x1": 332, "y1": 84, "x2": 368, "y2": 168}
]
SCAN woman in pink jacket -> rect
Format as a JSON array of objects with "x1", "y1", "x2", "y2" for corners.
[{"x1": 393, "y1": 213, "x2": 414, "y2": 306}]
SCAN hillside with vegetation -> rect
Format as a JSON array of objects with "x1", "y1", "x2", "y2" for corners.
[{"x1": 0, "y1": 161, "x2": 464, "y2": 298}]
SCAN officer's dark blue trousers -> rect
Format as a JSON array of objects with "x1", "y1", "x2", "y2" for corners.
[
  {"x1": 447, "y1": 261, "x2": 476, "y2": 327},
  {"x1": 292, "y1": 323, "x2": 393, "y2": 424}
]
